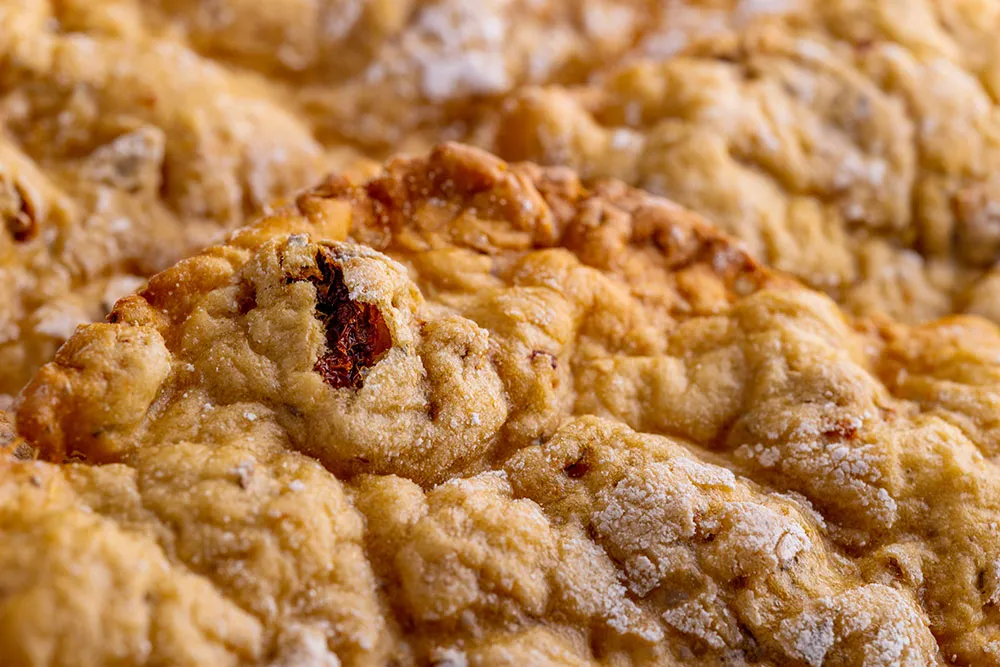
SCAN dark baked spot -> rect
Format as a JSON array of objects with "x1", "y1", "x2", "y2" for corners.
[
  {"x1": 884, "y1": 555, "x2": 906, "y2": 581},
  {"x1": 822, "y1": 417, "x2": 860, "y2": 441},
  {"x1": 1, "y1": 181, "x2": 37, "y2": 242},
  {"x1": 304, "y1": 248, "x2": 393, "y2": 390},
  {"x1": 235, "y1": 281, "x2": 257, "y2": 315},
  {"x1": 564, "y1": 451, "x2": 590, "y2": 479},
  {"x1": 737, "y1": 623, "x2": 762, "y2": 661}
]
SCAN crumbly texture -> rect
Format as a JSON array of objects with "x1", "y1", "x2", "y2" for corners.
[
  {"x1": 8, "y1": 0, "x2": 1000, "y2": 394},
  {"x1": 479, "y1": 0, "x2": 1000, "y2": 326},
  {"x1": 0, "y1": 0, "x2": 665, "y2": 397},
  {"x1": 8, "y1": 144, "x2": 1000, "y2": 664},
  {"x1": 291, "y1": 0, "x2": 659, "y2": 150},
  {"x1": 0, "y1": 0, "x2": 333, "y2": 394}
]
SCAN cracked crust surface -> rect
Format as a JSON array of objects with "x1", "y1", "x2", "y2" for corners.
[
  {"x1": 0, "y1": 0, "x2": 331, "y2": 395},
  {"x1": 7, "y1": 144, "x2": 1000, "y2": 664},
  {"x1": 478, "y1": 0, "x2": 1000, "y2": 327},
  {"x1": 0, "y1": 0, "x2": 657, "y2": 396},
  {"x1": 12, "y1": 0, "x2": 1000, "y2": 397}
]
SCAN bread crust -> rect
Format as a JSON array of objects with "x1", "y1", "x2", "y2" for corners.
[
  {"x1": 8, "y1": 144, "x2": 1000, "y2": 664},
  {"x1": 481, "y1": 0, "x2": 1000, "y2": 328}
]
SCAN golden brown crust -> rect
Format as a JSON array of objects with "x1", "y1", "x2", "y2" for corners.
[
  {"x1": 478, "y1": 0, "x2": 1000, "y2": 327},
  {"x1": 0, "y1": 0, "x2": 334, "y2": 395},
  {"x1": 8, "y1": 144, "x2": 1000, "y2": 663},
  {"x1": 4, "y1": 1, "x2": 1000, "y2": 661},
  {"x1": 7, "y1": 0, "x2": 1000, "y2": 399},
  {"x1": 0, "y1": 0, "x2": 668, "y2": 397}
]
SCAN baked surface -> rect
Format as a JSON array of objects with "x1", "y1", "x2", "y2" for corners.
[
  {"x1": 478, "y1": 0, "x2": 1000, "y2": 326},
  {"x1": 8, "y1": 0, "x2": 1000, "y2": 397},
  {"x1": 0, "y1": 0, "x2": 332, "y2": 396},
  {"x1": 7, "y1": 144, "x2": 1000, "y2": 664},
  {"x1": 0, "y1": 0, "x2": 663, "y2": 399}
]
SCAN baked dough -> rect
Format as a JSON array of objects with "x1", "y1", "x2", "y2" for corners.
[
  {"x1": 0, "y1": 0, "x2": 657, "y2": 397},
  {"x1": 9, "y1": 145, "x2": 1000, "y2": 664},
  {"x1": 481, "y1": 0, "x2": 1000, "y2": 325}
]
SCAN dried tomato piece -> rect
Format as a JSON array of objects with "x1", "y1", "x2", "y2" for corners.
[{"x1": 306, "y1": 249, "x2": 392, "y2": 389}]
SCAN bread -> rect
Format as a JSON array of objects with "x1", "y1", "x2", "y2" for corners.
[
  {"x1": 0, "y1": 0, "x2": 662, "y2": 398},
  {"x1": 479, "y1": 0, "x2": 1000, "y2": 326},
  {"x1": 8, "y1": 144, "x2": 1000, "y2": 664}
]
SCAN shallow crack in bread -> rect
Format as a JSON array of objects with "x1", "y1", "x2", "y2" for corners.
[
  {"x1": 9, "y1": 144, "x2": 1000, "y2": 663},
  {"x1": 480, "y1": 0, "x2": 1000, "y2": 327}
]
